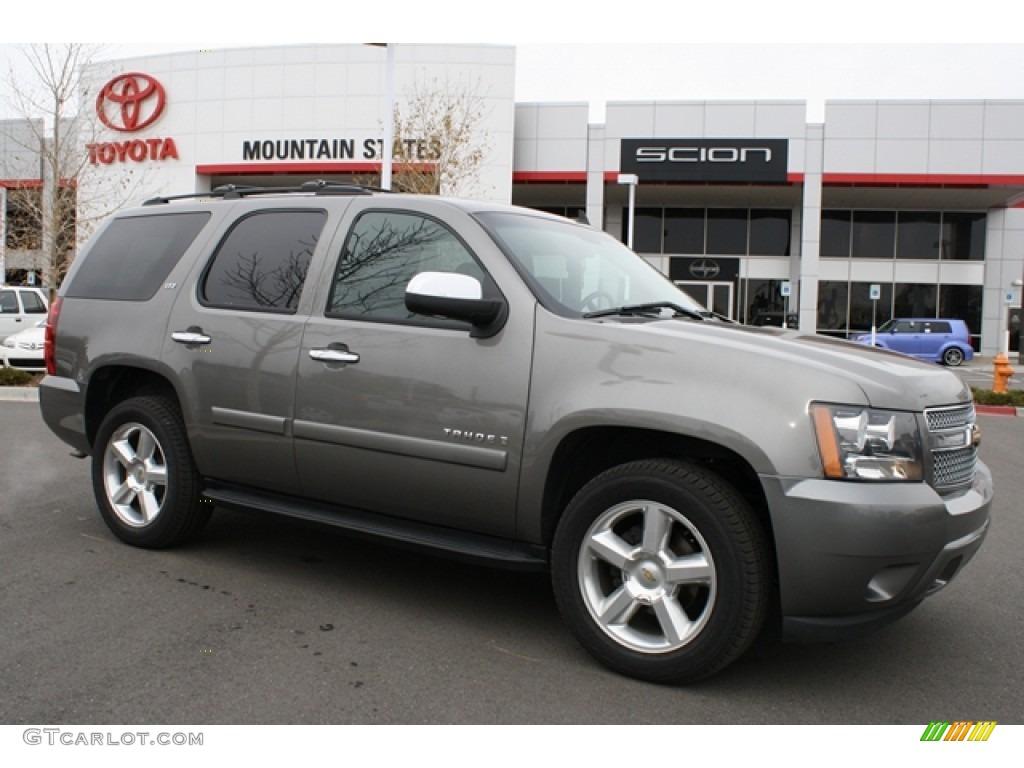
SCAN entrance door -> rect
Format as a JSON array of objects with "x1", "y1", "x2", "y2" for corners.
[{"x1": 674, "y1": 281, "x2": 734, "y2": 319}]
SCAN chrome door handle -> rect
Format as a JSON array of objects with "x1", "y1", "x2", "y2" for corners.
[
  {"x1": 309, "y1": 347, "x2": 360, "y2": 364},
  {"x1": 172, "y1": 328, "x2": 212, "y2": 345}
]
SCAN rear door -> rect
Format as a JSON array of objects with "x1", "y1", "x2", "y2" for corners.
[
  {"x1": 918, "y1": 320, "x2": 951, "y2": 360},
  {"x1": 292, "y1": 200, "x2": 534, "y2": 538},
  {"x1": 163, "y1": 204, "x2": 336, "y2": 494}
]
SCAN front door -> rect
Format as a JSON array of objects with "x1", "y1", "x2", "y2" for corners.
[{"x1": 293, "y1": 207, "x2": 533, "y2": 538}]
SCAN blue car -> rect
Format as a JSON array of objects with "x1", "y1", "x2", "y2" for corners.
[{"x1": 854, "y1": 318, "x2": 974, "y2": 366}]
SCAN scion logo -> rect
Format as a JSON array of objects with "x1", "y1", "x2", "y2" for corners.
[
  {"x1": 96, "y1": 72, "x2": 166, "y2": 132},
  {"x1": 635, "y1": 146, "x2": 773, "y2": 164},
  {"x1": 689, "y1": 259, "x2": 721, "y2": 279},
  {"x1": 621, "y1": 138, "x2": 788, "y2": 183}
]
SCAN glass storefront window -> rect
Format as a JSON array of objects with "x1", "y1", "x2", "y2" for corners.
[
  {"x1": 664, "y1": 208, "x2": 705, "y2": 254},
  {"x1": 894, "y1": 282, "x2": 937, "y2": 317},
  {"x1": 852, "y1": 211, "x2": 896, "y2": 258},
  {"x1": 622, "y1": 206, "x2": 792, "y2": 257},
  {"x1": 941, "y1": 212, "x2": 986, "y2": 260},
  {"x1": 849, "y1": 282, "x2": 893, "y2": 332},
  {"x1": 821, "y1": 210, "x2": 852, "y2": 257},
  {"x1": 749, "y1": 209, "x2": 791, "y2": 256},
  {"x1": 818, "y1": 280, "x2": 849, "y2": 333},
  {"x1": 631, "y1": 207, "x2": 663, "y2": 253},
  {"x1": 896, "y1": 211, "x2": 941, "y2": 259},
  {"x1": 939, "y1": 284, "x2": 982, "y2": 350},
  {"x1": 707, "y1": 209, "x2": 747, "y2": 255},
  {"x1": 743, "y1": 278, "x2": 787, "y2": 324}
]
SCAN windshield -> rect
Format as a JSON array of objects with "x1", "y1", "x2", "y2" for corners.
[{"x1": 476, "y1": 211, "x2": 707, "y2": 317}]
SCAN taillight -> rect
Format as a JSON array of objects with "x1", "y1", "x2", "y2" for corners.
[{"x1": 45, "y1": 297, "x2": 62, "y2": 375}]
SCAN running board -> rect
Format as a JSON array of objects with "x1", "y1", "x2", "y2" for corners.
[{"x1": 202, "y1": 481, "x2": 548, "y2": 571}]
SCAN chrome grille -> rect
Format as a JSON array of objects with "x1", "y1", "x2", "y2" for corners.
[
  {"x1": 926, "y1": 403, "x2": 975, "y2": 432},
  {"x1": 924, "y1": 403, "x2": 977, "y2": 489}
]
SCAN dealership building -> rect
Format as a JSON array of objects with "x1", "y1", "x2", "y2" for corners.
[{"x1": 2, "y1": 43, "x2": 1022, "y2": 354}]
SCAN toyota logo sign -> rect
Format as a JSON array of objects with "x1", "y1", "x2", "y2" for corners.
[{"x1": 96, "y1": 72, "x2": 166, "y2": 132}]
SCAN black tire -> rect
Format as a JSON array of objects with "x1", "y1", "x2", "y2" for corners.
[
  {"x1": 943, "y1": 347, "x2": 965, "y2": 366},
  {"x1": 551, "y1": 459, "x2": 770, "y2": 684},
  {"x1": 91, "y1": 395, "x2": 210, "y2": 549}
]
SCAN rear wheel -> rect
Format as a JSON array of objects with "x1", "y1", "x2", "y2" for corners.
[
  {"x1": 92, "y1": 395, "x2": 209, "y2": 548},
  {"x1": 942, "y1": 347, "x2": 965, "y2": 366},
  {"x1": 551, "y1": 459, "x2": 770, "y2": 683}
]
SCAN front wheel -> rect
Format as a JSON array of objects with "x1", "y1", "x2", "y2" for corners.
[
  {"x1": 92, "y1": 395, "x2": 210, "y2": 549},
  {"x1": 551, "y1": 459, "x2": 771, "y2": 683}
]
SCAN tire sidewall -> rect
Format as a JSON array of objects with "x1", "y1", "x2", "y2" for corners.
[
  {"x1": 91, "y1": 396, "x2": 202, "y2": 549},
  {"x1": 551, "y1": 461, "x2": 767, "y2": 683}
]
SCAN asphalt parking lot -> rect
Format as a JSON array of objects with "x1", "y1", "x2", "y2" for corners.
[{"x1": 1, "y1": 397, "x2": 1022, "y2": 728}]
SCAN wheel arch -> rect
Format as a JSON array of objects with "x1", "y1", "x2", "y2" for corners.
[
  {"x1": 538, "y1": 426, "x2": 776, "y2": 557},
  {"x1": 84, "y1": 365, "x2": 183, "y2": 450}
]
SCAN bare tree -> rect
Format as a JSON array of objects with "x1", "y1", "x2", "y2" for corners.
[
  {"x1": 1, "y1": 44, "x2": 147, "y2": 296},
  {"x1": 362, "y1": 75, "x2": 491, "y2": 197}
]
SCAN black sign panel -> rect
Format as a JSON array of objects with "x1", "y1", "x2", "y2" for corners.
[
  {"x1": 621, "y1": 138, "x2": 789, "y2": 183},
  {"x1": 669, "y1": 257, "x2": 739, "y2": 282}
]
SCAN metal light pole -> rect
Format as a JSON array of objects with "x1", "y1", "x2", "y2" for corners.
[
  {"x1": 367, "y1": 43, "x2": 395, "y2": 191},
  {"x1": 382, "y1": 44, "x2": 395, "y2": 191},
  {"x1": 617, "y1": 173, "x2": 638, "y2": 249}
]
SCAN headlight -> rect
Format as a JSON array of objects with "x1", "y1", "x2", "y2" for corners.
[{"x1": 810, "y1": 403, "x2": 923, "y2": 481}]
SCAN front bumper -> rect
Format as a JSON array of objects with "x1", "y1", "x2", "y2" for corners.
[{"x1": 762, "y1": 460, "x2": 992, "y2": 643}]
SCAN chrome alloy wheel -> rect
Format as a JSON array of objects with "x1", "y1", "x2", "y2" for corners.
[
  {"x1": 578, "y1": 500, "x2": 716, "y2": 653},
  {"x1": 102, "y1": 421, "x2": 170, "y2": 528}
]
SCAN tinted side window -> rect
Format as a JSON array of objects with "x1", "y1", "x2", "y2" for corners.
[
  {"x1": 65, "y1": 212, "x2": 211, "y2": 301},
  {"x1": 0, "y1": 291, "x2": 16, "y2": 313},
  {"x1": 22, "y1": 292, "x2": 46, "y2": 313},
  {"x1": 928, "y1": 322, "x2": 952, "y2": 334},
  {"x1": 202, "y1": 210, "x2": 326, "y2": 312},
  {"x1": 327, "y1": 211, "x2": 483, "y2": 323}
]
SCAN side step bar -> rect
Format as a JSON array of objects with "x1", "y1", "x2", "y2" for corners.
[{"x1": 202, "y1": 481, "x2": 548, "y2": 572}]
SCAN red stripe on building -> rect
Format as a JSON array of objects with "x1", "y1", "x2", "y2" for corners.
[
  {"x1": 196, "y1": 162, "x2": 434, "y2": 176},
  {"x1": 822, "y1": 173, "x2": 1024, "y2": 187},
  {"x1": 513, "y1": 171, "x2": 589, "y2": 183}
]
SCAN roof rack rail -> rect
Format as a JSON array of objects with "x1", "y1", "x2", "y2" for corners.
[{"x1": 142, "y1": 179, "x2": 389, "y2": 206}]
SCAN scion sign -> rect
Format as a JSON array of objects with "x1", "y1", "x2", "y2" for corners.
[{"x1": 621, "y1": 138, "x2": 789, "y2": 183}]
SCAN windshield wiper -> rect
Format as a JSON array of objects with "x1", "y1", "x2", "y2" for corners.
[{"x1": 583, "y1": 302, "x2": 710, "y2": 321}]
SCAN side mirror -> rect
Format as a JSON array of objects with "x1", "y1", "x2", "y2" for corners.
[{"x1": 405, "y1": 272, "x2": 507, "y2": 338}]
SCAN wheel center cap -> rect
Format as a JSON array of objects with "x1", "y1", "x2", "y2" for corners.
[
  {"x1": 626, "y1": 559, "x2": 665, "y2": 600},
  {"x1": 131, "y1": 464, "x2": 146, "y2": 486}
]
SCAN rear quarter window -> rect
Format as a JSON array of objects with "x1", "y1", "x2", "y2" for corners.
[{"x1": 65, "y1": 212, "x2": 211, "y2": 301}]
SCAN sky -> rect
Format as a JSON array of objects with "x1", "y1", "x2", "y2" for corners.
[{"x1": 2, "y1": 2, "x2": 1022, "y2": 123}]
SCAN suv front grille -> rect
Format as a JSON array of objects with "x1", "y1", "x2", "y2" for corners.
[{"x1": 924, "y1": 403, "x2": 977, "y2": 490}]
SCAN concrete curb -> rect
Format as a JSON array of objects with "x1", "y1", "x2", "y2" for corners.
[
  {"x1": 975, "y1": 404, "x2": 1022, "y2": 417},
  {"x1": 0, "y1": 386, "x2": 39, "y2": 402}
]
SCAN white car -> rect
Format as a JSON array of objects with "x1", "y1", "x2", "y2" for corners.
[
  {"x1": 0, "y1": 285, "x2": 49, "y2": 343},
  {"x1": 1, "y1": 319, "x2": 46, "y2": 372}
]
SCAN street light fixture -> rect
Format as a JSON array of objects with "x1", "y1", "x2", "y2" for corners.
[{"x1": 617, "y1": 173, "x2": 638, "y2": 249}]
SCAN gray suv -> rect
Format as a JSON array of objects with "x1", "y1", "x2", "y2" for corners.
[{"x1": 39, "y1": 182, "x2": 992, "y2": 683}]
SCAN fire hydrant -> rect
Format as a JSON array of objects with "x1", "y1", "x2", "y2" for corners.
[{"x1": 992, "y1": 353, "x2": 1014, "y2": 394}]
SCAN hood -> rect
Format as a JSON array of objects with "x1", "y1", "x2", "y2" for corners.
[{"x1": 596, "y1": 318, "x2": 971, "y2": 412}]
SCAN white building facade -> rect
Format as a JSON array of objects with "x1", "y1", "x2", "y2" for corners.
[{"x1": 2, "y1": 44, "x2": 1022, "y2": 355}]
